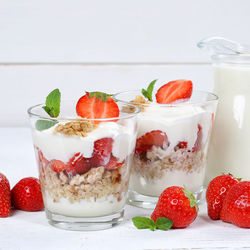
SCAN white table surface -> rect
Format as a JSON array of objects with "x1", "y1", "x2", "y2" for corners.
[{"x1": 0, "y1": 128, "x2": 249, "y2": 250}]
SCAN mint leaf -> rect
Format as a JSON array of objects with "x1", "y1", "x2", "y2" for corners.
[
  {"x1": 88, "y1": 92, "x2": 113, "y2": 102},
  {"x1": 141, "y1": 79, "x2": 157, "y2": 101},
  {"x1": 42, "y1": 89, "x2": 61, "y2": 118},
  {"x1": 132, "y1": 216, "x2": 156, "y2": 231},
  {"x1": 183, "y1": 188, "x2": 198, "y2": 211},
  {"x1": 35, "y1": 120, "x2": 58, "y2": 131},
  {"x1": 155, "y1": 217, "x2": 173, "y2": 231}
]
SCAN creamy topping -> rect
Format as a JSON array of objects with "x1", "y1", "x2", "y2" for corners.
[
  {"x1": 33, "y1": 121, "x2": 136, "y2": 163},
  {"x1": 137, "y1": 104, "x2": 212, "y2": 153}
]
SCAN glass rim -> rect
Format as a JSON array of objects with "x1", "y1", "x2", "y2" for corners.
[
  {"x1": 113, "y1": 90, "x2": 218, "y2": 107},
  {"x1": 27, "y1": 100, "x2": 141, "y2": 122},
  {"x1": 211, "y1": 54, "x2": 250, "y2": 65}
]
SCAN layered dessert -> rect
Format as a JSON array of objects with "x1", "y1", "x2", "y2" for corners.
[
  {"x1": 31, "y1": 90, "x2": 137, "y2": 218},
  {"x1": 117, "y1": 80, "x2": 215, "y2": 198}
]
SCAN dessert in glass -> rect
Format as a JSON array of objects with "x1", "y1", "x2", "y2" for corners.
[
  {"x1": 28, "y1": 89, "x2": 139, "y2": 230},
  {"x1": 114, "y1": 80, "x2": 218, "y2": 208}
]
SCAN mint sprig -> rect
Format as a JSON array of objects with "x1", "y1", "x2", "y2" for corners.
[
  {"x1": 141, "y1": 79, "x2": 157, "y2": 101},
  {"x1": 35, "y1": 120, "x2": 58, "y2": 131},
  {"x1": 183, "y1": 188, "x2": 198, "y2": 212},
  {"x1": 88, "y1": 91, "x2": 113, "y2": 102},
  {"x1": 132, "y1": 216, "x2": 173, "y2": 231},
  {"x1": 155, "y1": 217, "x2": 173, "y2": 231},
  {"x1": 36, "y1": 88, "x2": 61, "y2": 131},
  {"x1": 42, "y1": 89, "x2": 61, "y2": 118}
]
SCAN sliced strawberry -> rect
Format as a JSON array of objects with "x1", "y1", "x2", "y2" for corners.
[
  {"x1": 177, "y1": 141, "x2": 188, "y2": 149},
  {"x1": 76, "y1": 92, "x2": 119, "y2": 123},
  {"x1": 37, "y1": 149, "x2": 49, "y2": 168},
  {"x1": 155, "y1": 80, "x2": 193, "y2": 104},
  {"x1": 192, "y1": 124, "x2": 202, "y2": 152},
  {"x1": 51, "y1": 159, "x2": 67, "y2": 172},
  {"x1": 66, "y1": 153, "x2": 91, "y2": 176},
  {"x1": 90, "y1": 138, "x2": 113, "y2": 167},
  {"x1": 135, "y1": 130, "x2": 169, "y2": 154},
  {"x1": 105, "y1": 156, "x2": 124, "y2": 170}
]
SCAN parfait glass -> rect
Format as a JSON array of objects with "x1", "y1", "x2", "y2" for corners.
[
  {"x1": 28, "y1": 100, "x2": 139, "y2": 230},
  {"x1": 114, "y1": 90, "x2": 218, "y2": 209}
]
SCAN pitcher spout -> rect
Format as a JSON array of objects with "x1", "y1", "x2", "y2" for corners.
[{"x1": 197, "y1": 36, "x2": 250, "y2": 56}]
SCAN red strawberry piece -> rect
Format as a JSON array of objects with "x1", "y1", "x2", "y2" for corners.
[
  {"x1": 212, "y1": 113, "x2": 215, "y2": 123},
  {"x1": 206, "y1": 174, "x2": 240, "y2": 220},
  {"x1": 151, "y1": 186, "x2": 198, "y2": 228},
  {"x1": 76, "y1": 92, "x2": 119, "y2": 123},
  {"x1": 135, "y1": 130, "x2": 169, "y2": 154},
  {"x1": 220, "y1": 181, "x2": 250, "y2": 228},
  {"x1": 104, "y1": 156, "x2": 124, "y2": 170},
  {"x1": 11, "y1": 177, "x2": 44, "y2": 212},
  {"x1": 177, "y1": 141, "x2": 188, "y2": 149},
  {"x1": 37, "y1": 149, "x2": 49, "y2": 168},
  {"x1": 90, "y1": 138, "x2": 113, "y2": 167},
  {"x1": 192, "y1": 124, "x2": 202, "y2": 152},
  {"x1": 51, "y1": 159, "x2": 68, "y2": 172},
  {"x1": 0, "y1": 173, "x2": 11, "y2": 217},
  {"x1": 66, "y1": 153, "x2": 91, "y2": 176},
  {"x1": 155, "y1": 80, "x2": 193, "y2": 104}
]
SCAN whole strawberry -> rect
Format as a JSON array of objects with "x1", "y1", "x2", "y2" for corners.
[
  {"x1": 11, "y1": 177, "x2": 44, "y2": 212},
  {"x1": 206, "y1": 174, "x2": 239, "y2": 220},
  {"x1": 220, "y1": 181, "x2": 250, "y2": 228},
  {"x1": 0, "y1": 173, "x2": 11, "y2": 217},
  {"x1": 151, "y1": 186, "x2": 198, "y2": 228}
]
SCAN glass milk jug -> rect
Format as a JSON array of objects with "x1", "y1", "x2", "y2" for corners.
[{"x1": 198, "y1": 37, "x2": 250, "y2": 183}]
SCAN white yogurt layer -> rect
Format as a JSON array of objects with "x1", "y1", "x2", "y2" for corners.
[
  {"x1": 44, "y1": 193, "x2": 127, "y2": 217},
  {"x1": 130, "y1": 169, "x2": 205, "y2": 197},
  {"x1": 137, "y1": 104, "x2": 212, "y2": 153},
  {"x1": 32, "y1": 121, "x2": 136, "y2": 163}
]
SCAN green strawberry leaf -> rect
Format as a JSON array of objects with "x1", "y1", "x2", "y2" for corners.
[
  {"x1": 155, "y1": 217, "x2": 173, "y2": 231},
  {"x1": 42, "y1": 89, "x2": 61, "y2": 118},
  {"x1": 141, "y1": 79, "x2": 157, "y2": 101},
  {"x1": 132, "y1": 216, "x2": 156, "y2": 231},
  {"x1": 88, "y1": 91, "x2": 113, "y2": 102},
  {"x1": 183, "y1": 188, "x2": 198, "y2": 212},
  {"x1": 35, "y1": 120, "x2": 58, "y2": 131}
]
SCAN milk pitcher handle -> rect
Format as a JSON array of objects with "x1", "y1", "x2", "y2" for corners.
[{"x1": 197, "y1": 36, "x2": 250, "y2": 55}]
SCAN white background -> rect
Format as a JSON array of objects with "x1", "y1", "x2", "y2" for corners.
[{"x1": 1, "y1": 0, "x2": 250, "y2": 126}]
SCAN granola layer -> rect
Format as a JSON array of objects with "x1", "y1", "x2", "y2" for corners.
[
  {"x1": 40, "y1": 161, "x2": 130, "y2": 203},
  {"x1": 133, "y1": 146, "x2": 205, "y2": 180}
]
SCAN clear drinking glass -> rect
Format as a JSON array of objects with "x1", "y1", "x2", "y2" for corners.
[
  {"x1": 28, "y1": 100, "x2": 139, "y2": 230},
  {"x1": 198, "y1": 37, "x2": 250, "y2": 184},
  {"x1": 114, "y1": 90, "x2": 218, "y2": 209}
]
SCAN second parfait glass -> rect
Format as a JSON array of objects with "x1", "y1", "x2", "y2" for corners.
[
  {"x1": 28, "y1": 100, "x2": 140, "y2": 230},
  {"x1": 114, "y1": 90, "x2": 218, "y2": 209}
]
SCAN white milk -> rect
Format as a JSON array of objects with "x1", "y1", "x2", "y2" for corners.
[{"x1": 207, "y1": 64, "x2": 250, "y2": 183}]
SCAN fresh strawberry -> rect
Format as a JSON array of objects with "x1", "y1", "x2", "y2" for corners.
[
  {"x1": 177, "y1": 141, "x2": 188, "y2": 149},
  {"x1": 220, "y1": 181, "x2": 250, "y2": 228},
  {"x1": 155, "y1": 80, "x2": 193, "y2": 104},
  {"x1": 105, "y1": 156, "x2": 124, "y2": 170},
  {"x1": 135, "y1": 130, "x2": 169, "y2": 154},
  {"x1": 151, "y1": 186, "x2": 198, "y2": 228},
  {"x1": 76, "y1": 92, "x2": 119, "y2": 123},
  {"x1": 11, "y1": 177, "x2": 44, "y2": 212},
  {"x1": 90, "y1": 138, "x2": 113, "y2": 167},
  {"x1": 0, "y1": 173, "x2": 11, "y2": 217},
  {"x1": 206, "y1": 174, "x2": 240, "y2": 220},
  {"x1": 192, "y1": 124, "x2": 202, "y2": 152},
  {"x1": 66, "y1": 153, "x2": 91, "y2": 176},
  {"x1": 51, "y1": 159, "x2": 67, "y2": 172}
]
